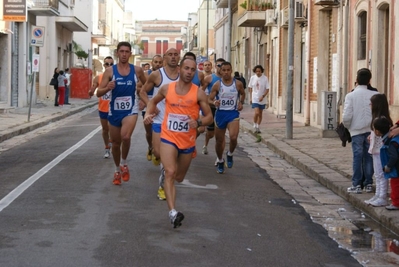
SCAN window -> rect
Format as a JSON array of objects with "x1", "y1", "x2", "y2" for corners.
[
  {"x1": 142, "y1": 40, "x2": 149, "y2": 56},
  {"x1": 163, "y1": 40, "x2": 168, "y2": 54},
  {"x1": 156, "y1": 40, "x2": 161, "y2": 54},
  {"x1": 358, "y1": 11, "x2": 367, "y2": 60},
  {"x1": 176, "y1": 40, "x2": 183, "y2": 52}
]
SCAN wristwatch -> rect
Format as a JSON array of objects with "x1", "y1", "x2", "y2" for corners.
[{"x1": 197, "y1": 119, "x2": 202, "y2": 127}]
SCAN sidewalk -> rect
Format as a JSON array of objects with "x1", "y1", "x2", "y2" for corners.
[
  {"x1": 239, "y1": 105, "x2": 399, "y2": 236},
  {"x1": 0, "y1": 98, "x2": 97, "y2": 143},
  {"x1": 1, "y1": 99, "x2": 399, "y2": 235}
]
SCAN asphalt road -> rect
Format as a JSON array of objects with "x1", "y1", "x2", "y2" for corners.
[{"x1": 0, "y1": 110, "x2": 361, "y2": 267}]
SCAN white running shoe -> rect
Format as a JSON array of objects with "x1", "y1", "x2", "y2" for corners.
[
  {"x1": 104, "y1": 149, "x2": 110, "y2": 159},
  {"x1": 369, "y1": 198, "x2": 388, "y2": 207},
  {"x1": 202, "y1": 145, "x2": 208, "y2": 155},
  {"x1": 364, "y1": 195, "x2": 378, "y2": 204}
]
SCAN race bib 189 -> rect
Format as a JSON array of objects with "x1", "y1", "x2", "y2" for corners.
[
  {"x1": 114, "y1": 96, "x2": 132, "y2": 110},
  {"x1": 167, "y1": 113, "x2": 190, "y2": 132}
]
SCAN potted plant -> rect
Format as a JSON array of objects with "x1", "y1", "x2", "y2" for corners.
[
  {"x1": 253, "y1": 0, "x2": 260, "y2": 11},
  {"x1": 264, "y1": 2, "x2": 273, "y2": 10},
  {"x1": 240, "y1": 0, "x2": 247, "y2": 9}
]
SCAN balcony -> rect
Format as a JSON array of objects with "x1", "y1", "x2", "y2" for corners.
[
  {"x1": 29, "y1": 0, "x2": 59, "y2": 16},
  {"x1": 314, "y1": 0, "x2": 339, "y2": 6},
  {"x1": 238, "y1": 11, "x2": 266, "y2": 27},
  {"x1": 55, "y1": 16, "x2": 88, "y2": 32},
  {"x1": 216, "y1": 0, "x2": 238, "y2": 9}
]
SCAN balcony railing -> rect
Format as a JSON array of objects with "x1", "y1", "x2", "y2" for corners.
[{"x1": 29, "y1": 0, "x2": 59, "y2": 16}]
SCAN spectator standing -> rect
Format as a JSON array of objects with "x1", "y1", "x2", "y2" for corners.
[
  {"x1": 52, "y1": 68, "x2": 59, "y2": 106},
  {"x1": 248, "y1": 65, "x2": 270, "y2": 133},
  {"x1": 57, "y1": 70, "x2": 67, "y2": 107},
  {"x1": 64, "y1": 68, "x2": 72, "y2": 105},
  {"x1": 343, "y1": 68, "x2": 379, "y2": 194}
]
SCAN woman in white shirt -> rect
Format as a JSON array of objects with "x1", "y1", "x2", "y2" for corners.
[{"x1": 248, "y1": 65, "x2": 269, "y2": 133}]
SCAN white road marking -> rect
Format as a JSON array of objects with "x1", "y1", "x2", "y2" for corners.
[
  {"x1": 177, "y1": 179, "x2": 218, "y2": 189},
  {"x1": 0, "y1": 126, "x2": 101, "y2": 213}
]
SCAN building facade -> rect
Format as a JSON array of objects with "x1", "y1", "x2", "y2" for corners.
[{"x1": 209, "y1": 0, "x2": 397, "y2": 131}]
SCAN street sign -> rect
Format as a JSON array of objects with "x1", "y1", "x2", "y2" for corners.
[
  {"x1": 32, "y1": 54, "x2": 40, "y2": 72},
  {"x1": 198, "y1": 62, "x2": 204, "y2": 71},
  {"x1": 31, "y1": 26, "x2": 45, "y2": 47},
  {"x1": 2, "y1": 0, "x2": 27, "y2": 22}
]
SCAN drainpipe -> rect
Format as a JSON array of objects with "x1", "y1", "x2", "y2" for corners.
[
  {"x1": 305, "y1": 1, "x2": 312, "y2": 125},
  {"x1": 342, "y1": 0, "x2": 349, "y2": 102},
  {"x1": 227, "y1": 0, "x2": 232, "y2": 61},
  {"x1": 336, "y1": 0, "x2": 343, "y2": 124}
]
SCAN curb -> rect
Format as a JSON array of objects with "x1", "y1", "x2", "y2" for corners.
[
  {"x1": 240, "y1": 120, "x2": 399, "y2": 235},
  {"x1": 0, "y1": 102, "x2": 97, "y2": 143}
]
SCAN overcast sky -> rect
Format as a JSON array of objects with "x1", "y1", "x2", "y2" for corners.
[{"x1": 126, "y1": 0, "x2": 201, "y2": 21}]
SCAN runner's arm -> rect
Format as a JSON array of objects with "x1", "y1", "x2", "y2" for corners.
[
  {"x1": 197, "y1": 90, "x2": 213, "y2": 126},
  {"x1": 89, "y1": 75, "x2": 99, "y2": 97},
  {"x1": 236, "y1": 80, "x2": 245, "y2": 111},
  {"x1": 208, "y1": 81, "x2": 220, "y2": 107},
  {"x1": 140, "y1": 71, "x2": 158, "y2": 106},
  {"x1": 201, "y1": 74, "x2": 211, "y2": 92},
  {"x1": 97, "y1": 67, "x2": 114, "y2": 97},
  {"x1": 143, "y1": 84, "x2": 167, "y2": 125}
]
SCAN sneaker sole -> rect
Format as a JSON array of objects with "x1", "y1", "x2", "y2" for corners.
[
  {"x1": 173, "y1": 213, "x2": 185, "y2": 228},
  {"x1": 157, "y1": 195, "x2": 166, "y2": 201}
]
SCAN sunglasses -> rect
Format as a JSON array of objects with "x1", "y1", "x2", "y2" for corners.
[
  {"x1": 216, "y1": 64, "x2": 222, "y2": 67},
  {"x1": 104, "y1": 63, "x2": 114, "y2": 66}
]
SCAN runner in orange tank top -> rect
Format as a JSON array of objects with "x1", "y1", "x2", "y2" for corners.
[
  {"x1": 144, "y1": 58, "x2": 213, "y2": 228},
  {"x1": 160, "y1": 82, "x2": 199, "y2": 150},
  {"x1": 89, "y1": 56, "x2": 114, "y2": 159}
]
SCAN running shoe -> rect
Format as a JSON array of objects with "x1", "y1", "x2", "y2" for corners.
[
  {"x1": 385, "y1": 204, "x2": 399, "y2": 210},
  {"x1": 152, "y1": 154, "x2": 160, "y2": 166},
  {"x1": 157, "y1": 187, "x2": 166, "y2": 200},
  {"x1": 170, "y1": 211, "x2": 185, "y2": 228},
  {"x1": 347, "y1": 185, "x2": 362, "y2": 194},
  {"x1": 217, "y1": 160, "x2": 225, "y2": 174},
  {"x1": 365, "y1": 184, "x2": 373, "y2": 193},
  {"x1": 202, "y1": 145, "x2": 208, "y2": 155},
  {"x1": 120, "y1": 165, "x2": 130, "y2": 182},
  {"x1": 226, "y1": 152, "x2": 233, "y2": 168},
  {"x1": 104, "y1": 149, "x2": 110, "y2": 159},
  {"x1": 113, "y1": 171, "x2": 122, "y2": 185},
  {"x1": 369, "y1": 198, "x2": 387, "y2": 207},
  {"x1": 364, "y1": 195, "x2": 378, "y2": 204},
  {"x1": 146, "y1": 147, "x2": 152, "y2": 161}
]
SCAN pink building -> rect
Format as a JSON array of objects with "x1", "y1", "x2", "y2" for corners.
[{"x1": 135, "y1": 20, "x2": 187, "y2": 67}]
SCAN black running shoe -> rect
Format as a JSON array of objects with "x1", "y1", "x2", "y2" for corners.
[{"x1": 171, "y1": 212, "x2": 185, "y2": 228}]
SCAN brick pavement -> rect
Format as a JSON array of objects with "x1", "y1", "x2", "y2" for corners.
[{"x1": 1, "y1": 99, "x2": 399, "y2": 235}]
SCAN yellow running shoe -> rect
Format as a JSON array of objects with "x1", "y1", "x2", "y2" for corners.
[
  {"x1": 146, "y1": 147, "x2": 152, "y2": 161},
  {"x1": 152, "y1": 154, "x2": 160, "y2": 166},
  {"x1": 157, "y1": 187, "x2": 166, "y2": 200}
]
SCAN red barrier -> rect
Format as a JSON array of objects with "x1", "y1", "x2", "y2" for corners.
[{"x1": 70, "y1": 68, "x2": 92, "y2": 99}]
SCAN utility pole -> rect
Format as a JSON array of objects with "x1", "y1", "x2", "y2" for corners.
[
  {"x1": 206, "y1": 0, "x2": 209, "y2": 59},
  {"x1": 286, "y1": 0, "x2": 294, "y2": 139},
  {"x1": 227, "y1": 0, "x2": 232, "y2": 62}
]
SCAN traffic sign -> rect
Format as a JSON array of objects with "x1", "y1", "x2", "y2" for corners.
[
  {"x1": 31, "y1": 26, "x2": 45, "y2": 47},
  {"x1": 198, "y1": 62, "x2": 204, "y2": 71},
  {"x1": 32, "y1": 54, "x2": 40, "y2": 72}
]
